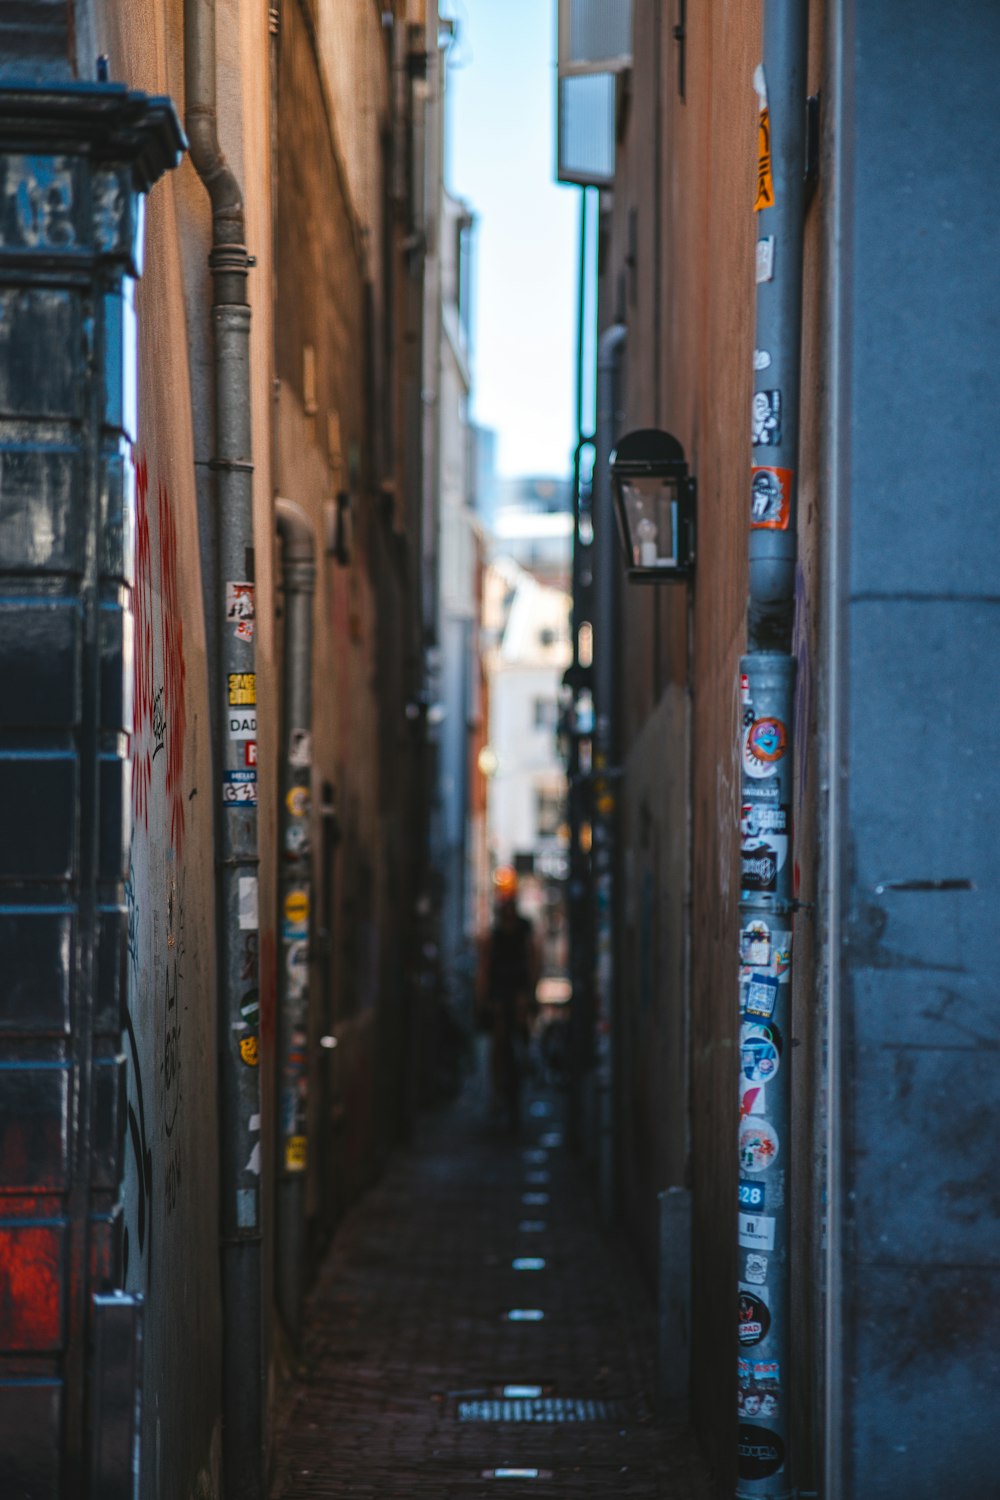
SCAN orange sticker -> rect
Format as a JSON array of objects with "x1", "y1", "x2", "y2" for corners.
[
  {"x1": 750, "y1": 467, "x2": 793, "y2": 531},
  {"x1": 755, "y1": 107, "x2": 774, "y2": 211}
]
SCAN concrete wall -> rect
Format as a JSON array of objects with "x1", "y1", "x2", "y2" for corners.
[{"x1": 824, "y1": 3, "x2": 1000, "y2": 1493}]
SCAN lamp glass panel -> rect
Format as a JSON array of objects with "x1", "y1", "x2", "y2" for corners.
[{"x1": 620, "y1": 476, "x2": 679, "y2": 569}]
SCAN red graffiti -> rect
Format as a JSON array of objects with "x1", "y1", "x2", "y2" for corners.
[
  {"x1": 159, "y1": 478, "x2": 187, "y2": 853},
  {"x1": 132, "y1": 456, "x2": 154, "y2": 829},
  {"x1": 0, "y1": 1221, "x2": 62, "y2": 1350},
  {"x1": 131, "y1": 453, "x2": 188, "y2": 855}
]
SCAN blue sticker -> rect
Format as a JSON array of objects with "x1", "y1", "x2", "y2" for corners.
[
  {"x1": 739, "y1": 1179, "x2": 767, "y2": 1210},
  {"x1": 746, "y1": 973, "x2": 779, "y2": 1018},
  {"x1": 223, "y1": 768, "x2": 258, "y2": 806}
]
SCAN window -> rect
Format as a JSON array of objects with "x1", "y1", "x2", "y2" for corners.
[{"x1": 536, "y1": 787, "x2": 566, "y2": 839}]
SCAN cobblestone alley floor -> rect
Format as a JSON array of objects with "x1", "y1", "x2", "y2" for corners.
[{"x1": 269, "y1": 1079, "x2": 714, "y2": 1498}]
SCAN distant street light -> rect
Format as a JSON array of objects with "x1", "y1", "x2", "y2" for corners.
[{"x1": 609, "y1": 428, "x2": 696, "y2": 581}]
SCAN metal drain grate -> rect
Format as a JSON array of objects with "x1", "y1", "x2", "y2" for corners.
[{"x1": 458, "y1": 1396, "x2": 626, "y2": 1423}]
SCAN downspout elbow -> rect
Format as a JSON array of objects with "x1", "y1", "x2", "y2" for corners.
[
  {"x1": 184, "y1": 0, "x2": 249, "y2": 300},
  {"x1": 597, "y1": 322, "x2": 627, "y2": 374},
  {"x1": 276, "y1": 499, "x2": 317, "y2": 593}
]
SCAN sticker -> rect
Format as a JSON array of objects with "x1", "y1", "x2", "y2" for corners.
[
  {"x1": 245, "y1": 741, "x2": 257, "y2": 767},
  {"x1": 741, "y1": 1021, "x2": 783, "y2": 1086},
  {"x1": 753, "y1": 349, "x2": 772, "y2": 371},
  {"x1": 289, "y1": 729, "x2": 312, "y2": 769},
  {"x1": 738, "y1": 1385, "x2": 781, "y2": 1421},
  {"x1": 740, "y1": 672, "x2": 751, "y2": 704},
  {"x1": 239, "y1": 1035, "x2": 259, "y2": 1067},
  {"x1": 740, "y1": 920, "x2": 771, "y2": 966},
  {"x1": 744, "y1": 1252, "x2": 769, "y2": 1284},
  {"x1": 286, "y1": 785, "x2": 310, "y2": 819},
  {"x1": 740, "y1": 1087, "x2": 766, "y2": 1120},
  {"x1": 746, "y1": 972, "x2": 779, "y2": 1019},
  {"x1": 740, "y1": 804, "x2": 785, "y2": 852},
  {"x1": 285, "y1": 823, "x2": 308, "y2": 855},
  {"x1": 738, "y1": 1212, "x2": 775, "y2": 1251},
  {"x1": 755, "y1": 236, "x2": 775, "y2": 283},
  {"x1": 741, "y1": 847, "x2": 777, "y2": 893},
  {"x1": 738, "y1": 1425, "x2": 785, "y2": 1481},
  {"x1": 238, "y1": 875, "x2": 259, "y2": 930},
  {"x1": 741, "y1": 777, "x2": 779, "y2": 804},
  {"x1": 223, "y1": 769, "x2": 257, "y2": 805},
  {"x1": 228, "y1": 709, "x2": 257, "y2": 740},
  {"x1": 753, "y1": 65, "x2": 774, "y2": 212},
  {"x1": 283, "y1": 888, "x2": 309, "y2": 934},
  {"x1": 739, "y1": 1117, "x2": 780, "y2": 1173},
  {"x1": 227, "y1": 671, "x2": 256, "y2": 706},
  {"x1": 750, "y1": 465, "x2": 793, "y2": 530},
  {"x1": 743, "y1": 717, "x2": 788, "y2": 777},
  {"x1": 738, "y1": 1179, "x2": 766, "y2": 1210},
  {"x1": 774, "y1": 942, "x2": 792, "y2": 976},
  {"x1": 285, "y1": 1135, "x2": 307, "y2": 1172},
  {"x1": 738, "y1": 1290, "x2": 771, "y2": 1347},
  {"x1": 240, "y1": 991, "x2": 260, "y2": 1028},
  {"x1": 226, "y1": 581, "x2": 255, "y2": 642},
  {"x1": 751, "y1": 389, "x2": 781, "y2": 447}
]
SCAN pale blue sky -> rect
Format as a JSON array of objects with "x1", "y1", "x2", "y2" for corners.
[{"x1": 444, "y1": 0, "x2": 580, "y2": 480}]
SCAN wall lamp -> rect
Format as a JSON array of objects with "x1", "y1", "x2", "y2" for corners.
[{"x1": 610, "y1": 428, "x2": 696, "y2": 581}]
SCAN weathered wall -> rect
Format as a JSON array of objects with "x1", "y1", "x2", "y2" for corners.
[
  {"x1": 274, "y1": 0, "x2": 407, "y2": 1246},
  {"x1": 606, "y1": 0, "x2": 826, "y2": 1487},
  {"x1": 92, "y1": 0, "x2": 277, "y2": 1492}
]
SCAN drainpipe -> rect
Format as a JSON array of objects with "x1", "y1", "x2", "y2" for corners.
[
  {"x1": 592, "y1": 322, "x2": 626, "y2": 1222},
  {"x1": 274, "y1": 499, "x2": 316, "y2": 1347},
  {"x1": 736, "y1": 4, "x2": 808, "y2": 1498},
  {"x1": 183, "y1": 3, "x2": 261, "y2": 1495}
]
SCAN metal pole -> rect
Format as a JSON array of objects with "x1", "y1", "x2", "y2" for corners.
[
  {"x1": 737, "y1": 3, "x2": 808, "y2": 1495},
  {"x1": 592, "y1": 322, "x2": 625, "y2": 1220},
  {"x1": 567, "y1": 185, "x2": 590, "y2": 1152},
  {"x1": 274, "y1": 499, "x2": 316, "y2": 1347},
  {"x1": 183, "y1": 2, "x2": 262, "y2": 1492}
]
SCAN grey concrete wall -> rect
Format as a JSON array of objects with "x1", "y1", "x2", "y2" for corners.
[{"x1": 825, "y1": 3, "x2": 1000, "y2": 1494}]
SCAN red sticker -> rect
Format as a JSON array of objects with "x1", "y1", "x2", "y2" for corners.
[
  {"x1": 750, "y1": 466, "x2": 793, "y2": 530},
  {"x1": 245, "y1": 741, "x2": 257, "y2": 767}
]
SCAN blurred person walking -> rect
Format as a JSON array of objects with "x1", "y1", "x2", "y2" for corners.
[{"x1": 477, "y1": 868, "x2": 539, "y2": 1130}]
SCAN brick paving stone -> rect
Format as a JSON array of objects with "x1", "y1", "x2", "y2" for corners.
[{"x1": 269, "y1": 1082, "x2": 714, "y2": 1499}]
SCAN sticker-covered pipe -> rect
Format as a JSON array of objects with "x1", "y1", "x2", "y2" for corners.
[
  {"x1": 274, "y1": 499, "x2": 316, "y2": 1347},
  {"x1": 747, "y1": 5, "x2": 808, "y2": 650},
  {"x1": 736, "y1": 653, "x2": 795, "y2": 1500},
  {"x1": 737, "y1": 3, "x2": 808, "y2": 1494},
  {"x1": 184, "y1": 0, "x2": 261, "y2": 1493}
]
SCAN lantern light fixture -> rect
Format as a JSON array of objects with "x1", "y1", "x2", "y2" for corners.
[{"x1": 609, "y1": 428, "x2": 696, "y2": 581}]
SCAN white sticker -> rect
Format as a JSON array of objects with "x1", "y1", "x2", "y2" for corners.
[
  {"x1": 738, "y1": 1213, "x2": 775, "y2": 1251},
  {"x1": 238, "y1": 875, "x2": 259, "y2": 931},
  {"x1": 756, "y1": 237, "x2": 775, "y2": 283},
  {"x1": 753, "y1": 349, "x2": 772, "y2": 371},
  {"x1": 289, "y1": 728, "x2": 312, "y2": 768},
  {"x1": 744, "y1": 1252, "x2": 769, "y2": 1283},
  {"x1": 228, "y1": 709, "x2": 258, "y2": 740},
  {"x1": 226, "y1": 581, "x2": 255, "y2": 643}
]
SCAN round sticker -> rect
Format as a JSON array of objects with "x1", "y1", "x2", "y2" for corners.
[
  {"x1": 286, "y1": 785, "x2": 310, "y2": 818},
  {"x1": 743, "y1": 717, "x2": 787, "y2": 778},
  {"x1": 738, "y1": 1291, "x2": 771, "y2": 1347},
  {"x1": 739, "y1": 1117, "x2": 779, "y2": 1174},
  {"x1": 283, "y1": 888, "x2": 309, "y2": 927},
  {"x1": 740, "y1": 1021, "x2": 782, "y2": 1085},
  {"x1": 738, "y1": 1424, "x2": 785, "y2": 1481},
  {"x1": 239, "y1": 1035, "x2": 259, "y2": 1067}
]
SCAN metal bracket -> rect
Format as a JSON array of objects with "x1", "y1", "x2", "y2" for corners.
[{"x1": 673, "y1": 0, "x2": 687, "y2": 101}]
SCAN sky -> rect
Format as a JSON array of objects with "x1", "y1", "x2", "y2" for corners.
[{"x1": 443, "y1": 0, "x2": 582, "y2": 480}]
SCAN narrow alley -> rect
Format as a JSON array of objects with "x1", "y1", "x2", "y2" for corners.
[{"x1": 269, "y1": 1081, "x2": 712, "y2": 1499}]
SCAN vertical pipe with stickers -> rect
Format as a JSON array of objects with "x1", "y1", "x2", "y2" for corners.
[
  {"x1": 737, "y1": 5, "x2": 808, "y2": 1498},
  {"x1": 274, "y1": 499, "x2": 316, "y2": 1346},
  {"x1": 184, "y1": 0, "x2": 263, "y2": 1491}
]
